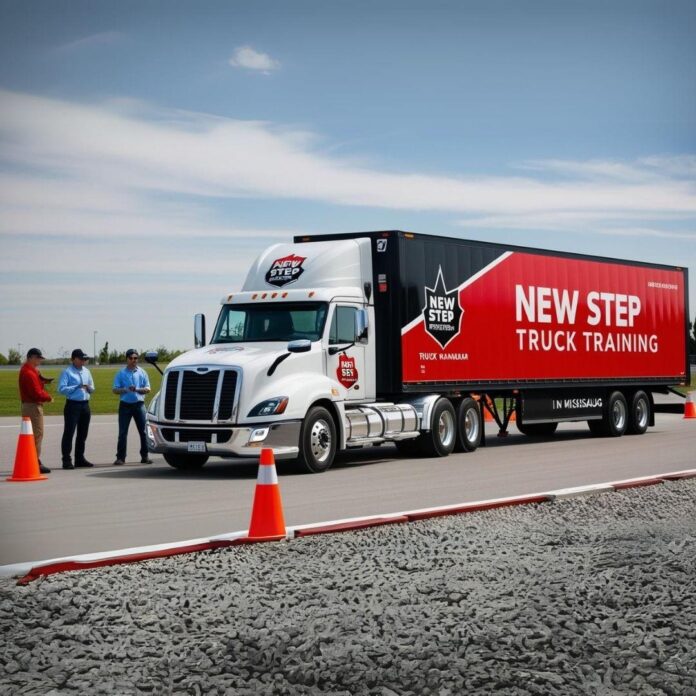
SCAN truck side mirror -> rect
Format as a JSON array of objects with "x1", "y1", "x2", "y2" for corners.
[
  {"x1": 144, "y1": 351, "x2": 164, "y2": 375},
  {"x1": 194, "y1": 314, "x2": 206, "y2": 348},
  {"x1": 288, "y1": 339, "x2": 311, "y2": 353},
  {"x1": 355, "y1": 309, "x2": 369, "y2": 344}
]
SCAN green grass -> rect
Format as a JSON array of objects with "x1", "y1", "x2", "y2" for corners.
[
  {"x1": 0, "y1": 366, "x2": 163, "y2": 417},
  {"x1": 2, "y1": 364, "x2": 692, "y2": 417}
]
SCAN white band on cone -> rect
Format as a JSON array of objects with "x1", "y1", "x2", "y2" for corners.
[
  {"x1": 20, "y1": 418, "x2": 34, "y2": 435},
  {"x1": 257, "y1": 465, "x2": 278, "y2": 485}
]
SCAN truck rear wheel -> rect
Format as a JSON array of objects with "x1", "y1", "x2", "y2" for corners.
[
  {"x1": 163, "y1": 453, "x2": 209, "y2": 470},
  {"x1": 627, "y1": 390, "x2": 650, "y2": 435},
  {"x1": 606, "y1": 391, "x2": 628, "y2": 436},
  {"x1": 419, "y1": 398, "x2": 456, "y2": 457},
  {"x1": 455, "y1": 397, "x2": 482, "y2": 452},
  {"x1": 298, "y1": 406, "x2": 336, "y2": 473},
  {"x1": 590, "y1": 391, "x2": 628, "y2": 437}
]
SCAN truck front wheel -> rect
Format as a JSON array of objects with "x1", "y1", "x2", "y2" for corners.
[
  {"x1": 298, "y1": 406, "x2": 337, "y2": 473},
  {"x1": 163, "y1": 453, "x2": 209, "y2": 470}
]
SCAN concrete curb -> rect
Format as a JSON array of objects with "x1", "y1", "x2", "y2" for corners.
[{"x1": 5, "y1": 468, "x2": 696, "y2": 585}]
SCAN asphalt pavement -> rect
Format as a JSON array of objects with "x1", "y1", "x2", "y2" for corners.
[{"x1": 1, "y1": 407, "x2": 694, "y2": 567}]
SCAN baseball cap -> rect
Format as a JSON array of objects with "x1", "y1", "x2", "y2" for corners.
[
  {"x1": 125, "y1": 348, "x2": 139, "y2": 358},
  {"x1": 27, "y1": 348, "x2": 44, "y2": 359},
  {"x1": 71, "y1": 349, "x2": 90, "y2": 360}
]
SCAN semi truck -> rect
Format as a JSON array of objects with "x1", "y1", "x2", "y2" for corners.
[{"x1": 145, "y1": 230, "x2": 689, "y2": 472}]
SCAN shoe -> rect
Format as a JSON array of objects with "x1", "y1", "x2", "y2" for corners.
[
  {"x1": 113, "y1": 459, "x2": 125, "y2": 466},
  {"x1": 39, "y1": 461, "x2": 51, "y2": 474},
  {"x1": 62, "y1": 462, "x2": 74, "y2": 470},
  {"x1": 140, "y1": 457, "x2": 153, "y2": 464},
  {"x1": 75, "y1": 460, "x2": 94, "y2": 468}
]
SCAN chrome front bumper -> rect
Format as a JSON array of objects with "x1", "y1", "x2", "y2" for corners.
[{"x1": 146, "y1": 419, "x2": 301, "y2": 459}]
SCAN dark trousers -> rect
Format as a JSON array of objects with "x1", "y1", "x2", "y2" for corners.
[
  {"x1": 62, "y1": 400, "x2": 91, "y2": 464},
  {"x1": 117, "y1": 402, "x2": 148, "y2": 461}
]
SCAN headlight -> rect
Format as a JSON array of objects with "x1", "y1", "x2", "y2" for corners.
[{"x1": 248, "y1": 396, "x2": 288, "y2": 417}]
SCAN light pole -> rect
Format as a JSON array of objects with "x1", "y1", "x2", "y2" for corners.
[{"x1": 93, "y1": 331, "x2": 98, "y2": 366}]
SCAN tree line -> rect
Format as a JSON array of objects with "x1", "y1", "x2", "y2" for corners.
[
  {"x1": 3, "y1": 319, "x2": 696, "y2": 365},
  {"x1": 0, "y1": 344, "x2": 186, "y2": 366}
]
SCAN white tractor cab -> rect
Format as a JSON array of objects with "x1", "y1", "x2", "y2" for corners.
[{"x1": 146, "y1": 236, "x2": 421, "y2": 472}]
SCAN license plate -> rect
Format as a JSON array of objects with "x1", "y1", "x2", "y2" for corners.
[{"x1": 187, "y1": 441, "x2": 207, "y2": 453}]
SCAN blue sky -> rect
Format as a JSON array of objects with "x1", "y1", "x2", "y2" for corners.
[{"x1": 1, "y1": 0, "x2": 695, "y2": 358}]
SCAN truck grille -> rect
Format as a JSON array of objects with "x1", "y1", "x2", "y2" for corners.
[{"x1": 162, "y1": 367, "x2": 240, "y2": 422}]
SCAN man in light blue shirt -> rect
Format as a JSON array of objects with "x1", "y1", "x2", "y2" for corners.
[
  {"x1": 58, "y1": 348, "x2": 95, "y2": 469},
  {"x1": 112, "y1": 349, "x2": 152, "y2": 466}
]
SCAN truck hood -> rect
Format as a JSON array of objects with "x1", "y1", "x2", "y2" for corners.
[{"x1": 166, "y1": 343, "x2": 299, "y2": 370}]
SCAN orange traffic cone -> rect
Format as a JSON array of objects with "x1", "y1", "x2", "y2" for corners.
[
  {"x1": 684, "y1": 392, "x2": 696, "y2": 419},
  {"x1": 7, "y1": 417, "x2": 47, "y2": 482},
  {"x1": 483, "y1": 396, "x2": 494, "y2": 422},
  {"x1": 247, "y1": 448, "x2": 286, "y2": 539}
]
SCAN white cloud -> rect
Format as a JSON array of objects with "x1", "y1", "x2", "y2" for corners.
[
  {"x1": 56, "y1": 32, "x2": 124, "y2": 53},
  {"x1": 639, "y1": 155, "x2": 696, "y2": 179},
  {"x1": 228, "y1": 45, "x2": 280, "y2": 73},
  {"x1": 514, "y1": 159, "x2": 661, "y2": 183},
  {"x1": 1, "y1": 89, "x2": 695, "y2": 355},
  {"x1": 456, "y1": 210, "x2": 696, "y2": 240},
  {"x1": 1, "y1": 89, "x2": 695, "y2": 224},
  {"x1": 466, "y1": 220, "x2": 696, "y2": 241}
]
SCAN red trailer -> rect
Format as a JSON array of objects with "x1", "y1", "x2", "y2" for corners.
[
  {"x1": 301, "y1": 230, "x2": 689, "y2": 450},
  {"x1": 148, "y1": 230, "x2": 689, "y2": 473}
]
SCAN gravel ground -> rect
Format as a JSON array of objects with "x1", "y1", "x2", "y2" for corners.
[{"x1": 1, "y1": 479, "x2": 695, "y2": 695}]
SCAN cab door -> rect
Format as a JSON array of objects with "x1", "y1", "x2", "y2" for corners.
[{"x1": 326, "y1": 304, "x2": 367, "y2": 402}]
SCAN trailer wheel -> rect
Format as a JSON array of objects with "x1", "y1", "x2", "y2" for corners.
[
  {"x1": 297, "y1": 406, "x2": 336, "y2": 473},
  {"x1": 163, "y1": 453, "x2": 209, "y2": 470},
  {"x1": 455, "y1": 397, "x2": 482, "y2": 452},
  {"x1": 627, "y1": 390, "x2": 650, "y2": 435},
  {"x1": 516, "y1": 421, "x2": 558, "y2": 437},
  {"x1": 419, "y1": 398, "x2": 456, "y2": 457},
  {"x1": 601, "y1": 392, "x2": 628, "y2": 437}
]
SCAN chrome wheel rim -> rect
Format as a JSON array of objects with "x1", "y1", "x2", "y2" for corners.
[
  {"x1": 310, "y1": 419, "x2": 332, "y2": 463},
  {"x1": 464, "y1": 407, "x2": 479, "y2": 444},
  {"x1": 438, "y1": 409, "x2": 455, "y2": 448},
  {"x1": 612, "y1": 399, "x2": 627, "y2": 430},
  {"x1": 635, "y1": 397, "x2": 648, "y2": 429}
]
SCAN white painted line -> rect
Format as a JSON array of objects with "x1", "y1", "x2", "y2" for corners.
[
  {"x1": 2, "y1": 467, "x2": 694, "y2": 580},
  {"x1": 0, "y1": 531, "x2": 249, "y2": 578},
  {"x1": 545, "y1": 483, "x2": 615, "y2": 500}
]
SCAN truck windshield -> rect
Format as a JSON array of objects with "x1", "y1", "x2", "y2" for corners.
[{"x1": 211, "y1": 302, "x2": 329, "y2": 343}]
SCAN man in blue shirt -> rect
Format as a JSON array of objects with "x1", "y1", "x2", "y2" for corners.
[
  {"x1": 112, "y1": 349, "x2": 152, "y2": 466},
  {"x1": 58, "y1": 348, "x2": 95, "y2": 469}
]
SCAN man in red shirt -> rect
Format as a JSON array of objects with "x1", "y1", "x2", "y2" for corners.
[{"x1": 18, "y1": 348, "x2": 53, "y2": 474}]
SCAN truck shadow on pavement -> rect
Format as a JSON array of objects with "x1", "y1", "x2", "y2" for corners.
[
  {"x1": 84, "y1": 427, "x2": 598, "y2": 480},
  {"x1": 83, "y1": 444, "x2": 410, "y2": 480}
]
